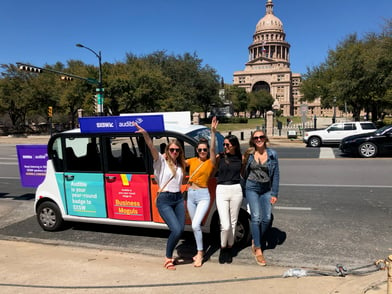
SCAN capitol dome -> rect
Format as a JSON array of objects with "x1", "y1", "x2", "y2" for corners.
[
  {"x1": 255, "y1": 13, "x2": 283, "y2": 33},
  {"x1": 255, "y1": 0, "x2": 283, "y2": 33},
  {"x1": 247, "y1": 1, "x2": 290, "y2": 67}
]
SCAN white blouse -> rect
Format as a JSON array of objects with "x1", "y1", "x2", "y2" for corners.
[{"x1": 153, "y1": 153, "x2": 183, "y2": 192}]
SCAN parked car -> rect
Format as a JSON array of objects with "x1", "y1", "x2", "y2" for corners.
[
  {"x1": 34, "y1": 117, "x2": 251, "y2": 246},
  {"x1": 339, "y1": 125, "x2": 392, "y2": 158},
  {"x1": 303, "y1": 121, "x2": 377, "y2": 147}
]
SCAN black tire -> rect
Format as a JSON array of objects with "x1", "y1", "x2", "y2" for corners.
[
  {"x1": 235, "y1": 210, "x2": 251, "y2": 246},
  {"x1": 209, "y1": 210, "x2": 251, "y2": 247},
  {"x1": 36, "y1": 201, "x2": 64, "y2": 231},
  {"x1": 209, "y1": 214, "x2": 221, "y2": 246},
  {"x1": 358, "y1": 142, "x2": 377, "y2": 158},
  {"x1": 308, "y1": 136, "x2": 321, "y2": 147}
]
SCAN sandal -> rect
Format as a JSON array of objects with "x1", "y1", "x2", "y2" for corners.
[
  {"x1": 251, "y1": 245, "x2": 256, "y2": 256},
  {"x1": 163, "y1": 259, "x2": 176, "y2": 270},
  {"x1": 193, "y1": 255, "x2": 203, "y2": 267},
  {"x1": 255, "y1": 254, "x2": 266, "y2": 266}
]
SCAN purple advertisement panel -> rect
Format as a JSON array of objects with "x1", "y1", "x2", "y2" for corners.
[
  {"x1": 78, "y1": 115, "x2": 164, "y2": 134},
  {"x1": 16, "y1": 145, "x2": 48, "y2": 188}
]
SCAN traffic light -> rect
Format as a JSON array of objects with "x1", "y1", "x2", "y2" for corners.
[
  {"x1": 60, "y1": 76, "x2": 73, "y2": 81},
  {"x1": 18, "y1": 65, "x2": 42, "y2": 73},
  {"x1": 47, "y1": 106, "x2": 53, "y2": 117}
]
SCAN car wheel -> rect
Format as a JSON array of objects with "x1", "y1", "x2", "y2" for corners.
[
  {"x1": 36, "y1": 201, "x2": 64, "y2": 231},
  {"x1": 358, "y1": 142, "x2": 377, "y2": 158},
  {"x1": 308, "y1": 136, "x2": 321, "y2": 147},
  {"x1": 235, "y1": 210, "x2": 251, "y2": 246},
  {"x1": 209, "y1": 213, "x2": 221, "y2": 246}
]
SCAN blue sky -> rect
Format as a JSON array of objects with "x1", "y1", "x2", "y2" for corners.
[{"x1": 1, "y1": 0, "x2": 391, "y2": 84}]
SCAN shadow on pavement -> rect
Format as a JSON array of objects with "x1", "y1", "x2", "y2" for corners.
[{"x1": 0, "y1": 193, "x2": 35, "y2": 200}]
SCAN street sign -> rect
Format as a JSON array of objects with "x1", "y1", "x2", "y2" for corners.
[{"x1": 300, "y1": 104, "x2": 308, "y2": 114}]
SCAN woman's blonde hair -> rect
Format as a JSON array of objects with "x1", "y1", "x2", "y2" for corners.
[{"x1": 165, "y1": 139, "x2": 186, "y2": 174}]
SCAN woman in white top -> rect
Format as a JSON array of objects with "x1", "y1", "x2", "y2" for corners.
[{"x1": 135, "y1": 123, "x2": 186, "y2": 270}]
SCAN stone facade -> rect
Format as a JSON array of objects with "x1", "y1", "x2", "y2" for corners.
[{"x1": 233, "y1": 0, "x2": 335, "y2": 118}]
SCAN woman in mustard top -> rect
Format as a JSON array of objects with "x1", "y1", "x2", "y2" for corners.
[{"x1": 185, "y1": 116, "x2": 218, "y2": 267}]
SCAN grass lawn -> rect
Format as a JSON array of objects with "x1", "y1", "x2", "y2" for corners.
[
  {"x1": 207, "y1": 118, "x2": 264, "y2": 132},
  {"x1": 204, "y1": 117, "x2": 303, "y2": 132}
]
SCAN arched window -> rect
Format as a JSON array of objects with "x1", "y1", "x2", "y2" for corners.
[{"x1": 252, "y1": 81, "x2": 270, "y2": 92}]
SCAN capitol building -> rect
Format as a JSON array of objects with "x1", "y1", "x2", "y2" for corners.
[{"x1": 233, "y1": 0, "x2": 338, "y2": 118}]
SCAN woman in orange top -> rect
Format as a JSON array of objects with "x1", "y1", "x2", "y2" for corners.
[{"x1": 185, "y1": 116, "x2": 218, "y2": 267}]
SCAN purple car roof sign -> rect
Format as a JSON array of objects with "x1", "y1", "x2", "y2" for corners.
[{"x1": 78, "y1": 115, "x2": 165, "y2": 133}]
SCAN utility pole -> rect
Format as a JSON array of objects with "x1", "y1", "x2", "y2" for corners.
[{"x1": 76, "y1": 44, "x2": 104, "y2": 116}]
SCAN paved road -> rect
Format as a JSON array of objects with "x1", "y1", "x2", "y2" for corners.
[{"x1": 1, "y1": 156, "x2": 391, "y2": 271}]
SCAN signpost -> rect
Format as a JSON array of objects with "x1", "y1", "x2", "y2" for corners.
[{"x1": 300, "y1": 104, "x2": 308, "y2": 135}]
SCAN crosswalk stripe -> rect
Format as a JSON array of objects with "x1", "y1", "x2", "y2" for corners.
[{"x1": 319, "y1": 147, "x2": 335, "y2": 158}]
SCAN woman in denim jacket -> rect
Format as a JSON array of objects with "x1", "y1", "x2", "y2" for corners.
[{"x1": 242, "y1": 130, "x2": 279, "y2": 266}]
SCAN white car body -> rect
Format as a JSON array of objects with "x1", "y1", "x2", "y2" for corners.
[{"x1": 303, "y1": 121, "x2": 377, "y2": 147}]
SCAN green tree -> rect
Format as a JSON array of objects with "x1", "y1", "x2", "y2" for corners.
[
  {"x1": 0, "y1": 50, "x2": 222, "y2": 131},
  {"x1": 248, "y1": 90, "x2": 274, "y2": 116},
  {"x1": 301, "y1": 19, "x2": 392, "y2": 121},
  {"x1": 193, "y1": 65, "x2": 220, "y2": 117},
  {"x1": 0, "y1": 64, "x2": 55, "y2": 129},
  {"x1": 228, "y1": 85, "x2": 248, "y2": 112}
]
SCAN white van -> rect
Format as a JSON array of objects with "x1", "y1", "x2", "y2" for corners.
[{"x1": 34, "y1": 120, "x2": 251, "y2": 245}]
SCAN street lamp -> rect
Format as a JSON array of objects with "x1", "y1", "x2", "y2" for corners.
[
  {"x1": 76, "y1": 43, "x2": 103, "y2": 116},
  {"x1": 332, "y1": 97, "x2": 337, "y2": 124}
]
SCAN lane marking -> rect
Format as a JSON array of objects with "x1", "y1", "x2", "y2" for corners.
[
  {"x1": 319, "y1": 147, "x2": 335, "y2": 158},
  {"x1": 0, "y1": 162, "x2": 18, "y2": 165},
  {"x1": 275, "y1": 206, "x2": 312, "y2": 211}
]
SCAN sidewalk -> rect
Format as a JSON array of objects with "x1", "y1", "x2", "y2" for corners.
[{"x1": 0, "y1": 239, "x2": 388, "y2": 294}]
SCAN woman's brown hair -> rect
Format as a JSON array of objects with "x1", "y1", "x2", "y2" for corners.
[{"x1": 248, "y1": 130, "x2": 269, "y2": 148}]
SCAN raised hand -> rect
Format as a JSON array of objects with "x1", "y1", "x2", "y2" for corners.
[{"x1": 211, "y1": 116, "x2": 218, "y2": 133}]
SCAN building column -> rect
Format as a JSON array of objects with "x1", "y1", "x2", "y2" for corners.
[{"x1": 266, "y1": 110, "x2": 274, "y2": 137}]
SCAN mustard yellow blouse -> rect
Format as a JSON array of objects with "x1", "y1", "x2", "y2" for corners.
[{"x1": 186, "y1": 157, "x2": 215, "y2": 188}]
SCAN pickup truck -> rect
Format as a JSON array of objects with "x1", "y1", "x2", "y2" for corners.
[{"x1": 303, "y1": 121, "x2": 377, "y2": 147}]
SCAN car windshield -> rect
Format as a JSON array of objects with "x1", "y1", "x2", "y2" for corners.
[
  {"x1": 186, "y1": 128, "x2": 224, "y2": 153},
  {"x1": 375, "y1": 125, "x2": 391, "y2": 135}
]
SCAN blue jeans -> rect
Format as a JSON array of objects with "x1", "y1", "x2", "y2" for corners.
[
  {"x1": 245, "y1": 179, "x2": 273, "y2": 248},
  {"x1": 187, "y1": 188, "x2": 210, "y2": 251},
  {"x1": 156, "y1": 192, "x2": 185, "y2": 258}
]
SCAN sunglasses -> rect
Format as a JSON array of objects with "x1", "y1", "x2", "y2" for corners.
[
  {"x1": 223, "y1": 143, "x2": 231, "y2": 147},
  {"x1": 197, "y1": 148, "x2": 208, "y2": 152},
  {"x1": 169, "y1": 148, "x2": 180, "y2": 153},
  {"x1": 253, "y1": 136, "x2": 266, "y2": 141}
]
